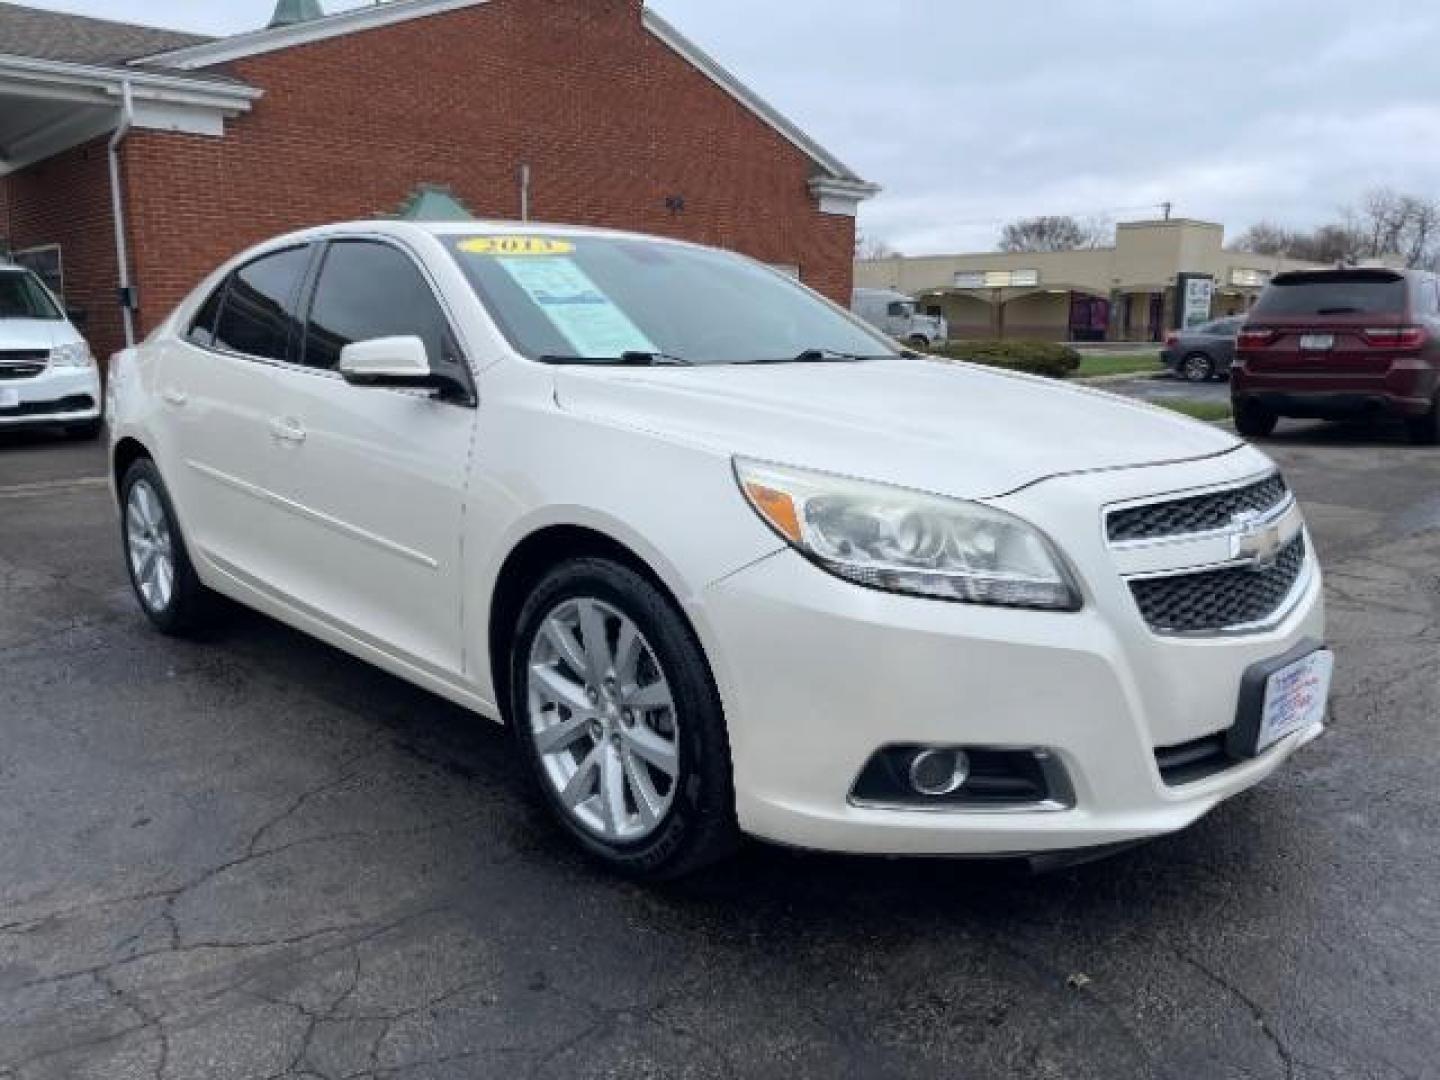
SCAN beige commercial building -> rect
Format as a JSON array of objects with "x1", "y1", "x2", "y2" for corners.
[{"x1": 855, "y1": 219, "x2": 1324, "y2": 344}]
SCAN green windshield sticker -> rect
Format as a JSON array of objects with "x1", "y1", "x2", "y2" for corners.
[{"x1": 496, "y1": 257, "x2": 658, "y2": 358}]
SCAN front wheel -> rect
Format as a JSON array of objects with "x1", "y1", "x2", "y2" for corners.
[
  {"x1": 1234, "y1": 398, "x2": 1278, "y2": 438},
  {"x1": 509, "y1": 557, "x2": 738, "y2": 879},
  {"x1": 120, "y1": 458, "x2": 215, "y2": 636}
]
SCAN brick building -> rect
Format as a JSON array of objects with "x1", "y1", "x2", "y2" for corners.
[{"x1": 0, "y1": 0, "x2": 878, "y2": 361}]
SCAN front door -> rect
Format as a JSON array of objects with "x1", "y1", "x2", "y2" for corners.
[{"x1": 261, "y1": 238, "x2": 478, "y2": 679}]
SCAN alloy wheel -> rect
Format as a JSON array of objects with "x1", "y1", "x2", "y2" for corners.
[
  {"x1": 526, "y1": 598, "x2": 680, "y2": 842},
  {"x1": 126, "y1": 480, "x2": 176, "y2": 613},
  {"x1": 1182, "y1": 354, "x2": 1213, "y2": 382}
]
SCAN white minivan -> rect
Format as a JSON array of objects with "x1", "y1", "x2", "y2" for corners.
[
  {"x1": 107, "y1": 221, "x2": 1330, "y2": 878},
  {"x1": 0, "y1": 263, "x2": 102, "y2": 438}
]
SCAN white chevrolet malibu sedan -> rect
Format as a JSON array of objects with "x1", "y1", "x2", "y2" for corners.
[{"x1": 107, "y1": 221, "x2": 1332, "y2": 878}]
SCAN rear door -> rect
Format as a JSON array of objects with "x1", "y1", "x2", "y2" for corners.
[
  {"x1": 156, "y1": 244, "x2": 314, "y2": 586},
  {"x1": 1241, "y1": 271, "x2": 1410, "y2": 377},
  {"x1": 259, "y1": 238, "x2": 478, "y2": 678}
]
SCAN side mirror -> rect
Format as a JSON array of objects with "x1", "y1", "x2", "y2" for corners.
[
  {"x1": 66, "y1": 306, "x2": 89, "y2": 329},
  {"x1": 338, "y1": 336, "x2": 472, "y2": 404}
]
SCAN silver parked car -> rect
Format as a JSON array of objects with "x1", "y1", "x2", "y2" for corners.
[{"x1": 1161, "y1": 316, "x2": 1245, "y2": 382}]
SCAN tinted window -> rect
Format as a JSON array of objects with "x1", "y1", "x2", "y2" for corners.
[
  {"x1": 0, "y1": 270, "x2": 62, "y2": 321},
  {"x1": 188, "y1": 282, "x2": 227, "y2": 347},
  {"x1": 448, "y1": 234, "x2": 896, "y2": 364},
  {"x1": 304, "y1": 241, "x2": 450, "y2": 371},
  {"x1": 1252, "y1": 273, "x2": 1407, "y2": 317},
  {"x1": 214, "y1": 247, "x2": 310, "y2": 361}
]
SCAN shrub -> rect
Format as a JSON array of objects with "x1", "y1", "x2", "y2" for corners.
[{"x1": 924, "y1": 341, "x2": 1082, "y2": 379}]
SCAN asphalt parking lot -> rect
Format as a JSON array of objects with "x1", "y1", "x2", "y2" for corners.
[
  {"x1": 1095, "y1": 370, "x2": 1231, "y2": 406},
  {"x1": 2, "y1": 420, "x2": 1438, "y2": 1080}
]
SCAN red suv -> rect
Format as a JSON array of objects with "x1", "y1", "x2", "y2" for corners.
[{"x1": 1232, "y1": 268, "x2": 1440, "y2": 444}]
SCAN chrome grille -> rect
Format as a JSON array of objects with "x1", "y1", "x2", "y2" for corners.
[
  {"x1": 1108, "y1": 474, "x2": 1290, "y2": 543},
  {"x1": 1129, "y1": 535, "x2": 1307, "y2": 634}
]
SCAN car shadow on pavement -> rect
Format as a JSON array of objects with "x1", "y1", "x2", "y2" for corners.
[
  {"x1": 200, "y1": 598, "x2": 1274, "y2": 925},
  {"x1": 1256, "y1": 417, "x2": 1415, "y2": 447}
]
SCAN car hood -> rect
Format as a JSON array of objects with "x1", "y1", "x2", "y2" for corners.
[
  {"x1": 0, "y1": 319, "x2": 71, "y2": 351},
  {"x1": 553, "y1": 357, "x2": 1241, "y2": 499}
]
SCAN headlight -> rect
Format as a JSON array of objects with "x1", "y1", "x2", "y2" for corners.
[
  {"x1": 50, "y1": 341, "x2": 94, "y2": 368},
  {"x1": 734, "y1": 459, "x2": 1081, "y2": 610}
]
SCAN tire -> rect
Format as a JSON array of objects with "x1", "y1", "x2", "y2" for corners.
[
  {"x1": 1180, "y1": 352, "x2": 1216, "y2": 382},
  {"x1": 908, "y1": 335, "x2": 931, "y2": 351},
  {"x1": 1234, "y1": 398, "x2": 1279, "y2": 439},
  {"x1": 119, "y1": 458, "x2": 215, "y2": 637},
  {"x1": 508, "y1": 557, "x2": 739, "y2": 879},
  {"x1": 1405, "y1": 394, "x2": 1440, "y2": 445},
  {"x1": 65, "y1": 418, "x2": 103, "y2": 440}
]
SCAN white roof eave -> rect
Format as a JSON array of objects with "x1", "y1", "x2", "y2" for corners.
[{"x1": 0, "y1": 52, "x2": 261, "y2": 111}]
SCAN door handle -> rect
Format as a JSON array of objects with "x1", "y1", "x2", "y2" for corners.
[
  {"x1": 268, "y1": 418, "x2": 307, "y2": 444},
  {"x1": 161, "y1": 388, "x2": 188, "y2": 408}
]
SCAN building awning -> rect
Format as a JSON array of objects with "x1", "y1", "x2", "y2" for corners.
[{"x1": 0, "y1": 53, "x2": 260, "y2": 175}]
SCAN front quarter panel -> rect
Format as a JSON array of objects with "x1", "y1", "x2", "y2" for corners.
[{"x1": 463, "y1": 359, "x2": 786, "y2": 711}]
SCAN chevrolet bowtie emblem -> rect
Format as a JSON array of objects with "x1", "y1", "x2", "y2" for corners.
[{"x1": 1231, "y1": 510, "x2": 1290, "y2": 570}]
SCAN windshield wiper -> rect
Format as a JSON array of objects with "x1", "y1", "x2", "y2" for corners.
[
  {"x1": 1315, "y1": 306, "x2": 1363, "y2": 315},
  {"x1": 736, "y1": 348, "x2": 889, "y2": 365},
  {"x1": 537, "y1": 351, "x2": 694, "y2": 367}
]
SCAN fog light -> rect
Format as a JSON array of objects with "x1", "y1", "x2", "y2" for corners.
[{"x1": 908, "y1": 748, "x2": 971, "y2": 797}]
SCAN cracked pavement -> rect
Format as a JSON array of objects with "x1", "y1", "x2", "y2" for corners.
[{"x1": 1, "y1": 420, "x2": 1438, "y2": 1079}]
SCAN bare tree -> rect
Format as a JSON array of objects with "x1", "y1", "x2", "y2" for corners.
[
  {"x1": 1234, "y1": 189, "x2": 1440, "y2": 269},
  {"x1": 855, "y1": 232, "x2": 901, "y2": 260},
  {"x1": 997, "y1": 215, "x2": 1095, "y2": 253},
  {"x1": 1233, "y1": 221, "x2": 1296, "y2": 257},
  {"x1": 1078, "y1": 214, "x2": 1115, "y2": 249}
]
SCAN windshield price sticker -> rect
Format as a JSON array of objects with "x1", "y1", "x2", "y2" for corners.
[
  {"x1": 458, "y1": 237, "x2": 575, "y2": 257},
  {"x1": 497, "y1": 256, "x2": 659, "y2": 358}
]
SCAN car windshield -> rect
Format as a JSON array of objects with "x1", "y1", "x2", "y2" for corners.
[
  {"x1": 1252, "y1": 273, "x2": 1407, "y2": 317},
  {"x1": 0, "y1": 270, "x2": 63, "y2": 321},
  {"x1": 447, "y1": 234, "x2": 899, "y2": 365}
]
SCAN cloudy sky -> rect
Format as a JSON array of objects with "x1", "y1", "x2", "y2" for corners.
[{"x1": 22, "y1": 0, "x2": 1440, "y2": 254}]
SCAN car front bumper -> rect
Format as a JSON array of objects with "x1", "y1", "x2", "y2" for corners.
[
  {"x1": 701, "y1": 449, "x2": 1326, "y2": 857},
  {"x1": 0, "y1": 365, "x2": 102, "y2": 427}
]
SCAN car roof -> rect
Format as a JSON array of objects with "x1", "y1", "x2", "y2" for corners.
[{"x1": 255, "y1": 218, "x2": 709, "y2": 253}]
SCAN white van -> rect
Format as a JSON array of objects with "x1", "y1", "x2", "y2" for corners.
[
  {"x1": 851, "y1": 287, "x2": 947, "y2": 349},
  {"x1": 0, "y1": 262, "x2": 102, "y2": 439}
]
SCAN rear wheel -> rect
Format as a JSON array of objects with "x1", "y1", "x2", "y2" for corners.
[
  {"x1": 1234, "y1": 398, "x2": 1278, "y2": 438},
  {"x1": 908, "y1": 335, "x2": 932, "y2": 351},
  {"x1": 509, "y1": 557, "x2": 738, "y2": 879},
  {"x1": 1405, "y1": 394, "x2": 1440, "y2": 445},
  {"x1": 120, "y1": 459, "x2": 215, "y2": 636},
  {"x1": 1180, "y1": 352, "x2": 1216, "y2": 382}
]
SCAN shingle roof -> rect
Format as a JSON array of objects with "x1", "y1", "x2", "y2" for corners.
[{"x1": 0, "y1": 2, "x2": 212, "y2": 65}]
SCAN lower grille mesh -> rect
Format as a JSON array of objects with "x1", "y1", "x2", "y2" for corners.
[{"x1": 1130, "y1": 535, "x2": 1307, "y2": 633}]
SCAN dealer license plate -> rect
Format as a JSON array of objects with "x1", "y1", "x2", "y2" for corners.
[
  {"x1": 1255, "y1": 649, "x2": 1333, "y2": 753},
  {"x1": 0, "y1": 388, "x2": 19, "y2": 410},
  {"x1": 1299, "y1": 333, "x2": 1335, "y2": 351}
]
